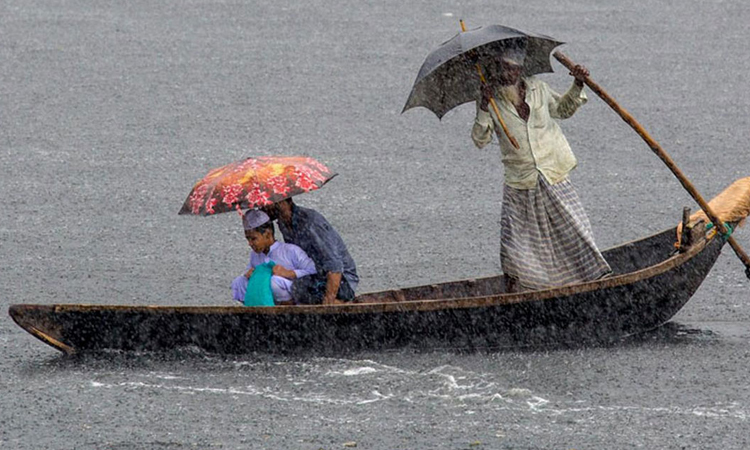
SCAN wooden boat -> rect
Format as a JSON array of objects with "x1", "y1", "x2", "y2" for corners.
[{"x1": 10, "y1": 178, "x2": 750, "y2": 355}]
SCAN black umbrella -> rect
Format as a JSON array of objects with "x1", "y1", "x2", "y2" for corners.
[{"x1": 402, "y1": 24, "x2": 564, "y2": 119}]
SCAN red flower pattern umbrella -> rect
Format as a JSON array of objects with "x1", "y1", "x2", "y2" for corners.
[{"x1": 178, "y1": 156, "x2": 336, "y2": 216}]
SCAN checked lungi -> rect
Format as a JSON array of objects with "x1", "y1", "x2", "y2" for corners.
[{"x1": 500, "y1": 176, "x2": 611, "y2": 291}]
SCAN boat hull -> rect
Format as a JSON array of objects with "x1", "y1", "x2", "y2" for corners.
[{"x1": 9, "y1": 228, "x2": 725, "y2": 354}]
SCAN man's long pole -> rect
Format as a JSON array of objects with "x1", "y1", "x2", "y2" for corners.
[{"x1": 553, "y1": 51, "x2": 750, "y2": 277}]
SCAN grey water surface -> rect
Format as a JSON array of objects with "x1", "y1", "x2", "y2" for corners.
[{"x1": 2, "y1": 0, "x2": 750, "y2": 448}]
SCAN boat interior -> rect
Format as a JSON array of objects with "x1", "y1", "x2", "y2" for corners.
[
  {"x1": 354, "y1": 176, "x2": 750, "y2": 304},
  {"x1": 353, "y1": 226, "x2": 682, "y2": 304}
]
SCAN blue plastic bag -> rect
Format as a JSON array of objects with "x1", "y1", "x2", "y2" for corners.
[{"x1": 244, "y1": 261, "x2": 276, "y2": 307}]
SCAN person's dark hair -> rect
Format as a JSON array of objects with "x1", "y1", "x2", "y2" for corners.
[{"x1": 253, "y1": 221, "x2": 275, "y2": 236}]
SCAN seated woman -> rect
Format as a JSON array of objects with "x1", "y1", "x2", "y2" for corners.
[{"x1": 231, "y1": 210, "x2": 316, "y2": 305}]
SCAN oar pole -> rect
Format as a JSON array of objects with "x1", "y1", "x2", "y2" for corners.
[
  {"x1": 552, "y1": 51, "x2": 750, "y2": 275},
  {"x1": 460, "y1": 20, "x2": 520, "y2": 149}
]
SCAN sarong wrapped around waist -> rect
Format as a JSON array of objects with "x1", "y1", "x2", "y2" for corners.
[{"x1": 500, "y1": 176, "x2": 611, "y2": 290}]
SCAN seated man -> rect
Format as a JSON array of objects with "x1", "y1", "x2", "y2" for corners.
[
  {"x1": 231, "y1": 210, "x2": 317, "y2": 305},
  {"x1": 263, "y1": 198, "x2": 359, "y2": 305}
]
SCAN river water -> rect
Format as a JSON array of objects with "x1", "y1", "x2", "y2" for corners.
[{"x1": 2, "y1": 0, "x2": 750, "y2": 448}]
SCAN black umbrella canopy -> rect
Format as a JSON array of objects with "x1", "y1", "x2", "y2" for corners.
[{"x1": 403, "y1": 24, "x2": 564, "y2": 119}]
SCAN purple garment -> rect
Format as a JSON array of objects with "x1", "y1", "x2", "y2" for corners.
[{"x1": 231, "y1": 241, "x2": 316, "y2": 303}]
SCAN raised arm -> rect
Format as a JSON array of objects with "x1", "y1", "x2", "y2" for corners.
[
  {"x1": 549, "y1": 65, "x2": 590, "y2": 119},
  {"x1": 471, "y1": 84, "x2": 495, "y2": 149}
]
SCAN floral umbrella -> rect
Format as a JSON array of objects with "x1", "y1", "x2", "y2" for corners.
[{"x1": 178, "y1": 156, "x2": 336, "y2": 216}]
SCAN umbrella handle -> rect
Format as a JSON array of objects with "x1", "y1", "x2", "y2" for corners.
[
  {"x1": 553, "y1": 50, "x2": 750, "y2": 277},
  {"x1": 479, "y1": 72, "x2": 522, "y2": 150},
  {"x1": 460, "y1": 20, "x2": 520, "y2": 150}
]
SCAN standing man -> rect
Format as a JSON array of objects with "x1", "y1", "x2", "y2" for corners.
[
  {"x1": 472, "y1": 43, "x2": 611, "y2": 292},
  {"x1": 263, "y1": 198, "x2": 359, "y2": 304}
]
